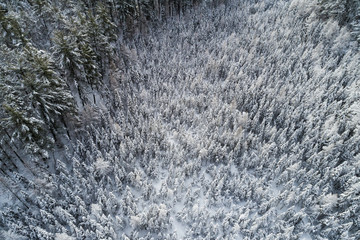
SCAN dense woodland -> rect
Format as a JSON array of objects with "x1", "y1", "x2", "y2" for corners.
[{"x1": 0, "y1": 0, "x2": 360, "y2": 239}]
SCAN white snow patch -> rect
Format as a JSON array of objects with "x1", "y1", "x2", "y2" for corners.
[
  {"x1": 300, "y1": 233, "x2": 312, "y2": 240},
  {"x1": 171, "y1": 217, "x2": 187, "y2": 239},
  {"x1": 55, "y1": 233, "x2": 75, "y2": 240},
  {"x1": 91, "y1": 203, "x2": 102, "y2": 215},
  {"x1": 269, "y1": 181, "x2": 282, "y2": 197}
]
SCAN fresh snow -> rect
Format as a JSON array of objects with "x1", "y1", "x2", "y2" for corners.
[{"x1": 1, "y1": 0, "x2": 359, "y2": 239}]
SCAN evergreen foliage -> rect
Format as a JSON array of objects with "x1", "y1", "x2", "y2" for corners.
[{"x1": 0, "y1": 0, "x2": 359, "y2": 239}]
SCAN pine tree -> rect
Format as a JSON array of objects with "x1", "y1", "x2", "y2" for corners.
[
  {"x1": 22, "y1": 44, "x2": 75, "y2": 123},
  {"x1": 1, "y1": 42, "x2": 75, "y2": 155},
  {"x1": 0, "y1": 7, "x2": 28, "y2": 48}
]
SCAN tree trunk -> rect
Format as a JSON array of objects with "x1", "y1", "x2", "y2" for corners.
[
  {"x1": 3, "y1": 134, "x2": 37, "y2": 177},
  {"x1": 0, "y1": 173, "x2": 30, "y2": 209},
  {"x1": 165, "y1": 0, "x2": 170, "y2": 17},
  {"x1": 0, "y1": 145, "x2": 18, "y2": 170}
]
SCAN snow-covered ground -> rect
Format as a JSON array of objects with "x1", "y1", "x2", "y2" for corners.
[{"x1": 1, "y1": 0, "x2": 359, "y2": 239}]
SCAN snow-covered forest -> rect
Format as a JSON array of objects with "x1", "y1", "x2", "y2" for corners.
[{"x1": 1, "y1": 0, "x2": 360, "y2": 239}]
